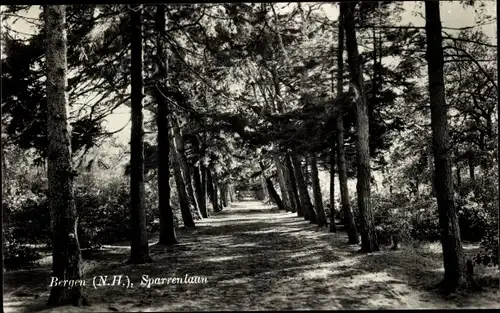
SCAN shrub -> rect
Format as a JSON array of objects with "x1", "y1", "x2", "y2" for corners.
[
  {"x1": 75, "y1": 174, "x2": 159, "y2": 248},
  {"x1": 5, "y1": 171, "x2": 160, "y2": 252},
  {"x1": 456, "y1": 192, "x2": 489, "y2": 242},
  {"x1": 3, "y1": 219, "x2": 41, "y2": 270},
  {"x1": 4, "y1": 239, "x2": 41, "y2": 269},
  {"x1": 409, "y1": 197, "x2": 441, "y2": 242},
  {"x1": 348, "y1": 193, "x2": 441, "y2": 245}
]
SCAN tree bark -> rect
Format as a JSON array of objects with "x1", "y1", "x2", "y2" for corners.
[
  {"x1": 155, "y1": 4, "x2": 177, "y2": 245},
  {"x1": 329, "y1": 147, "x2": 337, "y2": 233},
  {"x1": 127, "y1": 4, "x2": 153, "y2": 264},
  {"x1": 266, "y1": 177, "x2": 286, "y2": 211},
  {"x1": 429, "y1": 145, "x2": 437, "y2": 197},
  {"x1": 221, "y1": 184, "x2": 228, "y2": 207},
  {"x1": 45, "y1": 5, "x2": 87, "y2": 306},
  {"x1": 282, "y1": 157, "x2": 297, "y2": 213},
  {"x1": 303, "y1": 157, "x2": 309, "y2": 186},
  {"x1": 192, "y1": 164, "x2": 206, "y2": 218},
  {"x1": 200, "y1": 165, "x2": 209, "y2": 217},
  {"x1": 286, "y1": 154, "x2": 303, "y2": 217},
  {"x1": 335, "y1": 7, "x2": 358, "y2": 244},
  {"x1": 310, "y1": 156, "x2": 328, "y2": 227},
  {"x1": 228, "y1": 184, "x2": 234, "y2": 203},
  {"x1": 261, "y1": 175, "x2": 269, "y2": 201},
  {"x1": 455, "y1": 160, "x2": 461, "y2": 190},
  {"x1": 171, "y1": 117, "x2": 201, "y2": 219},
  {"x1": 206, "y1": 169, "x2": 216, "y2": 211},
  {"x1": 211, "y1": 170, "x2": 221, "y2": 212},
  {"x1": 218, "y1": 184, "x2": 224, "y2": 210},
  {"x1": 273, "y1": 155, "x2": 291, "y2": 211},
  {"x1": 425, "y1": 0, "x2": 468, "y2": 292},
  {"x1": 169, "y1": 119, "x2": 196, "y2": 228},
  {"x1": 342, "y1": 2, "x2": 379, "y2": 252},
  {"x1": 291, "y1": 153, "x2": 317, "y2": 224}
]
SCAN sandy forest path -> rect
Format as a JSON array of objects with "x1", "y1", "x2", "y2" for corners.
[{"x1": 4, "y1": 200, "x2": 499, "y2": 312}]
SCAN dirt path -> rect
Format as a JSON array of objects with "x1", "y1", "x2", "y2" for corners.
[{"x1": 4, "y1": 200, "x2": 499, "y2": 312}]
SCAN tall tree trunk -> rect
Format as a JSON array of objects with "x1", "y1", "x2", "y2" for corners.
[
  {"x1": 286, "y1": 154, "x2": 303, "y2": 217},
  {"x1": 342, "y1": 2, "x2": 379, "y2": 252},
  {"x1": 200, "y1": 165, "x2": 209, "y2": 217},
  {"x1": 169, "y1": 120, "x2": 196, "y2": 228},
  {"x1": 1, "y1": 127, "x2": 5, "y2": 273},
  {"x1": 192, "y1": 164, "x2": 206, "y2": 218},
  {"x1": 211, "y1": 170, "x2": 221, "y2": 212},
  {"x1": 221, "y1": 184, "x2": 228, "y2": 207},
  {"x1": 291, "y1": 153, "x2": 317, "y2": 224},
  {"x1": 425, "y1": 0, "x2": 467, "y2": 292},
  {"x1": 273, "y1": 155, "x2": 291, "y2": 211},
  {"x1": 45, "y1": 5, "x2": 87, "y2": 306},
  {"x1": 428, "y1": 145, "x2": 437, "y2": 196},
  {"x1": 206, "y1": 169, "x2": 216, "y2": 211},
  {"x1": 303, "y1": 157, "x2": 309, "y2": 186},
  {"x1": 455, "y1": 160, "x2": 461, "y2": 190},
  {"x1": 127, "y1": 4, "x2": 153, "y2": 264},
  {"x1": 330, "y1": 147, "x2": 337, "y2": 233},
  {"x1": 218, "y1": 184, "x2": 224, "y2": 210},
  {"x1": 171, "y1": 117, "x2": 201, "y2": 219},
  {"x1": 335, "y1": 6, "x2": 358, "y2": 244},
  {"x1": 310, "y1": 156, "x2": 328, "y2": 227},
  {"x1": 282, "y1": 157, "x2": 297, "y2": 213},
  {"x1": 155, "y1": 4, "x2": 177, "y2": 245},
  {"x1": 228, "y1": 184, "x2": 234, "y2": 203}
]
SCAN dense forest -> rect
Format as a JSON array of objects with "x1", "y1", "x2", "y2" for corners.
[{"x1": 2, "y1": 1, "x2": 499, "y2": 311}]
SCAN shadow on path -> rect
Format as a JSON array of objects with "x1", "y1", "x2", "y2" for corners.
[{"x1": 4, "y1": 200, "x2": 499, "y2": 312}]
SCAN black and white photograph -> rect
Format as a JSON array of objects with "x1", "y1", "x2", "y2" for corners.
[{"x1": 1, "y1": 1, "x2": 499, "y2": 311}]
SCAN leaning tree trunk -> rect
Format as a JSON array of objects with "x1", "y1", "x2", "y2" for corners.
[
  {"x1": 266, "y1": 177, "x2": 286, "y2": 211},
  {"x1": 169, "y1": 120, "x2": 196, "y2": 228},
  {"x1": 192, "y1": 164, "x2": 206, "y2": 218},
  {"x1": 171, "y1": 117, "x2": 201, "y2": 219},
  {"x1": 45, "y1": 5, "x2": 86, "y2": 306},
  {"x1": 311, "y1": 156, "x2": 328, "y2": 227},
  {"x1": 335, "y1": 11, "x2": 357, "y2": 243},
  {"x1": 343, "y1": 2, "x2": 379, "y2": 252},
  {"x1": 286, "y1": 154, "x2": 303, "y2": 217},
  {"x1": 291, "y1": 153, "x2": 317, "y2": 224},
  {"x1": 127, "y1": 4, "x2": 153, "y2": 264},
  {"x1": 425, "y1": 0, "x2": 467, "y2": 292},
  {"x1": 155, "y1": 4, "x2": 177, "y2": 245},
  {"x1": 329, "y1": 147, "x2": 337, "y2": 233},
  {"x1": 273, "y1": 155, "x2": 291, "y2": 211}
]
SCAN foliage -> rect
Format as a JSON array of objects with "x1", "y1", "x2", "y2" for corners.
[
  {"x1": 3, "y1": 163, "x2": 162, "y2": 251},
  {"x1": 2, "y1": 2, "x2": 498, "y2": 275},
  {"x1": 3, "y1": 239, "x2": 41, "y2": 270}
]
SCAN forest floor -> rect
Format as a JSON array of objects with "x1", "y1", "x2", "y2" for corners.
[{"x1": 4, "y1": 200, "x2": 500, "y2": 312}]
